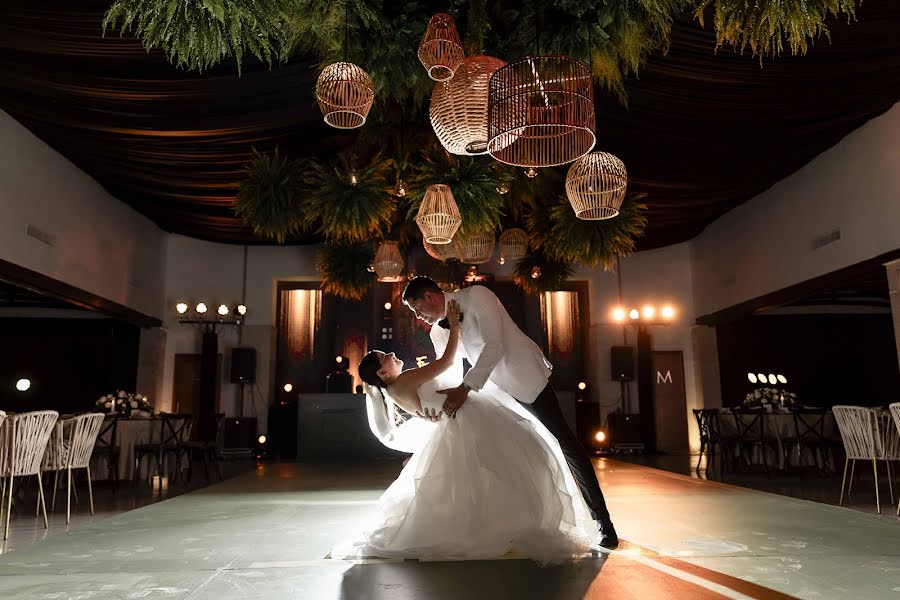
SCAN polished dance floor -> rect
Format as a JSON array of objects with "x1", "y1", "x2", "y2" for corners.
[{"x1": 0, "y1": 458, "x2": 898, "y2": 599}]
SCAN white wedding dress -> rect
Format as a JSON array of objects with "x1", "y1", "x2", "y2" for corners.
[{"x1": 331, "y1": 372, "x2": 596, "y2": 564}]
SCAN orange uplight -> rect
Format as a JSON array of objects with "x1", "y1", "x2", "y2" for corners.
[
  {"x1": 661, "y1": 306, "x2": 675, "y2": 319},
  {"x1": 612, "y1": 308, "x2": 626, "y2": 322},
  {"x1": 642, "y1": 306, "x2": 655, "y2": 319},
  {"x1": 594, "y1": 431, "x2": 606, "y2": 443}
]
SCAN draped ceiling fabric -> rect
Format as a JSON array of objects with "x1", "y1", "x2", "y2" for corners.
[{"x1": 1, "y1": 1, "x2": 899, "y2": 250}]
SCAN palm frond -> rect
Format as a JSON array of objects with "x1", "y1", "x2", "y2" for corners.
[
  {"x1": 317, "y1": 242, "x2": 375, "y2": 300},
  {"x1": 527, "y1": 194, "x2": 648, "y2": 270},
  {"x1": 102, "y1": 0, "x2": 290, "y2": 74},
  {"x1": 302, "y1": 153, "x2": 397, "y2": 244},
  {"x1": 233, "y1": 148, "x2": 307, "y2": 243}
]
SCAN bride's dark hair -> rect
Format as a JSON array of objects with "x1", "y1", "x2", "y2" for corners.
[{"x1": 358, "y1": 351, "x2": 386, "y2": 389}]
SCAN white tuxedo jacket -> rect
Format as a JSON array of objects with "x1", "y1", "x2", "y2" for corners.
[{"x1": 429, "y1": 285, "x2": 551, "y2": 404}]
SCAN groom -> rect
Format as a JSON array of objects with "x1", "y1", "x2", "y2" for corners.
[{"x1": 402, "y1": 276, "x2": 619, "y2": 548}]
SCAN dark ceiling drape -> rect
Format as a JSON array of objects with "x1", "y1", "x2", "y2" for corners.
[{"x1": 1, "y1": 1, "x2": 898, "y2": 249}]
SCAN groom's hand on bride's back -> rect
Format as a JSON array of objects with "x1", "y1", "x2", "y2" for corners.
[{"x1": 437, "y1": 384, "x2": 469, "y2": 418}]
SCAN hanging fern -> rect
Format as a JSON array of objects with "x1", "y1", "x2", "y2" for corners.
[
  {"x1": 696, "y1": 0, "x2": 859, "y2": 58},
  {"x1": 407, "y1": 146, "x2": 512, "y2": 238},
  {"x1": 284, "y1": 0, "x2": 434, "y2": 105},
  {"x1": 526, "y1": 194, "x2": 648, "y2": 270},
  {"x1": 513, "y1": 252, "x2": 574, "y2": 295},
  {"x1": 491, "y1": 0, "x2": 690, "y2": 104},
  {"x1": 102, "y1": 0, "x2": 290, "y2": 74},
  {"x1": 317, "y1": 242, "x2": 375, "y2": 301},
  {"x1": 302, "y1": 153, "x2": 397, "y2": 244},
  {"x1": 233, "y1": 148, "x2": 307, "y2": 243}
]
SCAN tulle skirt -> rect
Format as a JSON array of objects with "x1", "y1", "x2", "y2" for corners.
[{"x1": 332, "y1": 386, "x2": 596, "y2": 564}]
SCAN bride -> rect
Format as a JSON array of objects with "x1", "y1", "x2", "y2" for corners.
[{"x1": 331, "y1": 300, "x2": 596, "y2": 564}]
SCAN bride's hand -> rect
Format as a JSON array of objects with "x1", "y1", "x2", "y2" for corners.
[
  {"x1": 447, "y1": 300, "x2": 461, "y2": 329},
  {"x1": 415, "y1": 407, "x2": 444, "y2": 422}
]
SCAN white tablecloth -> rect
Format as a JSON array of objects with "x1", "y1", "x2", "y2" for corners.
[
  {"x1": 718, "y1": 409, "x2": 837, "y2": 469},
  {"x1": 91, "y1": 418, "x2": 167, "y2": 481}
]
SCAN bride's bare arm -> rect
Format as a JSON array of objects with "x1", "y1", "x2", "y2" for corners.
[{"x1": 394, "y1": 300, "x2": 461, "y2": 391}]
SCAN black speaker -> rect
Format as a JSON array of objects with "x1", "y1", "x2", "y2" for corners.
[
  {"x1": 230, "y1": 347, "x2": 256, "y2": 383},
  {"x1": 224, "y1": 417, "x2": 257, "y2": 449},
  {"x1": 608, "y1": 413, "x2": 643, "y2": 448},
  {"x1": 610, "y1": 346, "x2": 634, "y2": 381}
]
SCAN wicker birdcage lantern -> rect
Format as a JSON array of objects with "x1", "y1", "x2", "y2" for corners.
[
  {"x1": 415, "y1": 184, "x2": 462, "y2": 244},
  {"x1": 565, "y1": 151, "x2": 628, "y2": 220},
  {"x1": 457, "y1": 230, "x2": 495, "y2": 264},
  {"x1": 499, "y1": 228, "x2": 528, "y2": 262},
  {"x1": 374, "y1": 241, "x2": 404, "y2": 282},
  {"x1": 315, "y1": 62, "x2": 375, "y2": 129},
  {"x1": 430, "y1": 55, "x2": 507, "y2": 156},
  {"x1": 418, "y1": 13, "x2": 465, "y2": 82},
  {"x1": 487, "y1": 55, "x2": 595, "y2": 167},
  {"x1": 424, "y1": 238, "x2": 459, "y2": 262}
]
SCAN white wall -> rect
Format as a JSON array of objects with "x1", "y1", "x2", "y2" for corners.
[
  {"x1": 578, "y1": 242, "x2": 700, "y2": 451},
  {"x1": 0, "y1": 110, "x2": 167, "y2": 319},
  {"x1": 692, "y1": 102, "x2": 900, "y2": 318},
  {"x1": 161, "y1": 235, "x2": 321, "y2": 434},
  {"x1": 160, "y1": 234, "x2": 701, "y2": 448}
]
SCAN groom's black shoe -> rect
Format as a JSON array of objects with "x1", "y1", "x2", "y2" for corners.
[{"x1": 597, "y1": 518, "x2": 619, "y2": 549}]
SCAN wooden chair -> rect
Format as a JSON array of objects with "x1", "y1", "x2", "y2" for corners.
[
  {"x1": 133, "y1": 413, "x2": 192, "y2": 489},
  {"x1": 183, "y1": 413, "x2": 226, "y2": 484},
  {"x1": 785, "y1": 408, "x2": 830, "y2": 475},
  {"x1": 730, "y1": 408, "x2": 780, "y2": 477},
  {"x1": 0, "y1": 411, "x2": 59, "y2": 540}
]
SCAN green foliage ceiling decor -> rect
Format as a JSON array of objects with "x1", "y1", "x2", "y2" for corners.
[
  {"x1": 285, "y1": 0, "x2": 434, "y2": 105},
  {"x1": 513, "y1": 252, "x2": 574, "y2": 295},
  {"x1": 317, "y1": 242, "x2": 375, "y2": 301},
  {"x1": 407, "y1": 146, "x2": 512, "y2": 238},
  {"x1": 102, "y1": 0, "x2": 290, "y2": 74},
  {"x1": 696, "y1": 0, "x2": 859, "y2": 58},
  {"x1": 526, "y1": 194, "x2": 648, "y2": 270},
  {"x1": 103, "y1": 1, "x2": 863, "y2": 103},
  {"x1": 302, "y1": 153, "x2": 397, "y2": 244},
  {"x1": 233, "y1": 148, "x2": 307, "y2": 243},
  {"x1": 492, "y1": 0, "x2": 691, "y2": 104}
]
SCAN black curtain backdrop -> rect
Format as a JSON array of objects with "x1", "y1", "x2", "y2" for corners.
[
  {"x1": 0, "y1": 318, "x2": 139, "y2": 414},
  {"x1": 1, "y1": 2, "x2": 899, "y2": 249},
  {"x1": 717, "y1": 314, "x2": 900, "y2": 409}
]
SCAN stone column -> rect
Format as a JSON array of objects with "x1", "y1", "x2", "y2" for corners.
[
  {"x1": 690, "y1": 324, "x2": 722, "y2": 409},
  {"x1": 885, "y1": 259, "x2": 900, "y2": 374},
  {"x1": 136, "y1": 327, "x2": 166, "y2": 409}
]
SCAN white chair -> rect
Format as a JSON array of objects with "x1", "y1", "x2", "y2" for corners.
[
  {"x1": 0, "y1": 411, "x2": 59, "y2": 540},
  {"x1": 41, "y1": 413, "x2": 105, "y2": 524},
  {"x1": 888, "y1": 403, "x2": 900, "y2": 516},
  {"x1": 833, "y1": 405, "x2": 896, "y2": 514}
]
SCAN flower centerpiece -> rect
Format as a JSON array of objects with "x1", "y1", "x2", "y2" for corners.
[
  {"x1": 743, "y1": 388, "x2": 798, "y2": 411},
  {"x1": 96, "y1": 390, "x2": 154, "y2": 417}
]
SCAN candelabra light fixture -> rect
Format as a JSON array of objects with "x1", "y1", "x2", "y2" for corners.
[
  {"x1": 612, "y1": 304, "x2": 675, "y2": 325},
  {"x1": 176, "y1": 301, "x2": 247, "y2": 330}
]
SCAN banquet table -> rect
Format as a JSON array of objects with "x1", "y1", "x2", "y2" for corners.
[
  {"x1": 90, "y1": 416, "x2": 186, "y2": 481},
  {"x1": 717, "y1": 409, "x2": 838, "y2": 470}
]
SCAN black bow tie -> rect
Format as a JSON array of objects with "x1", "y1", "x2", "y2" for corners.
[{"x1": 437, "y1": 312, "x2": 463, "y2": 330}]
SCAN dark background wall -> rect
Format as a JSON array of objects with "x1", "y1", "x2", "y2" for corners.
[
  {"x1": 0, "y1": 317, "x2": 139, "y2": 414},
  {"x1": 717, "y1": 313, "x2": 899, "y2": 408}
]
